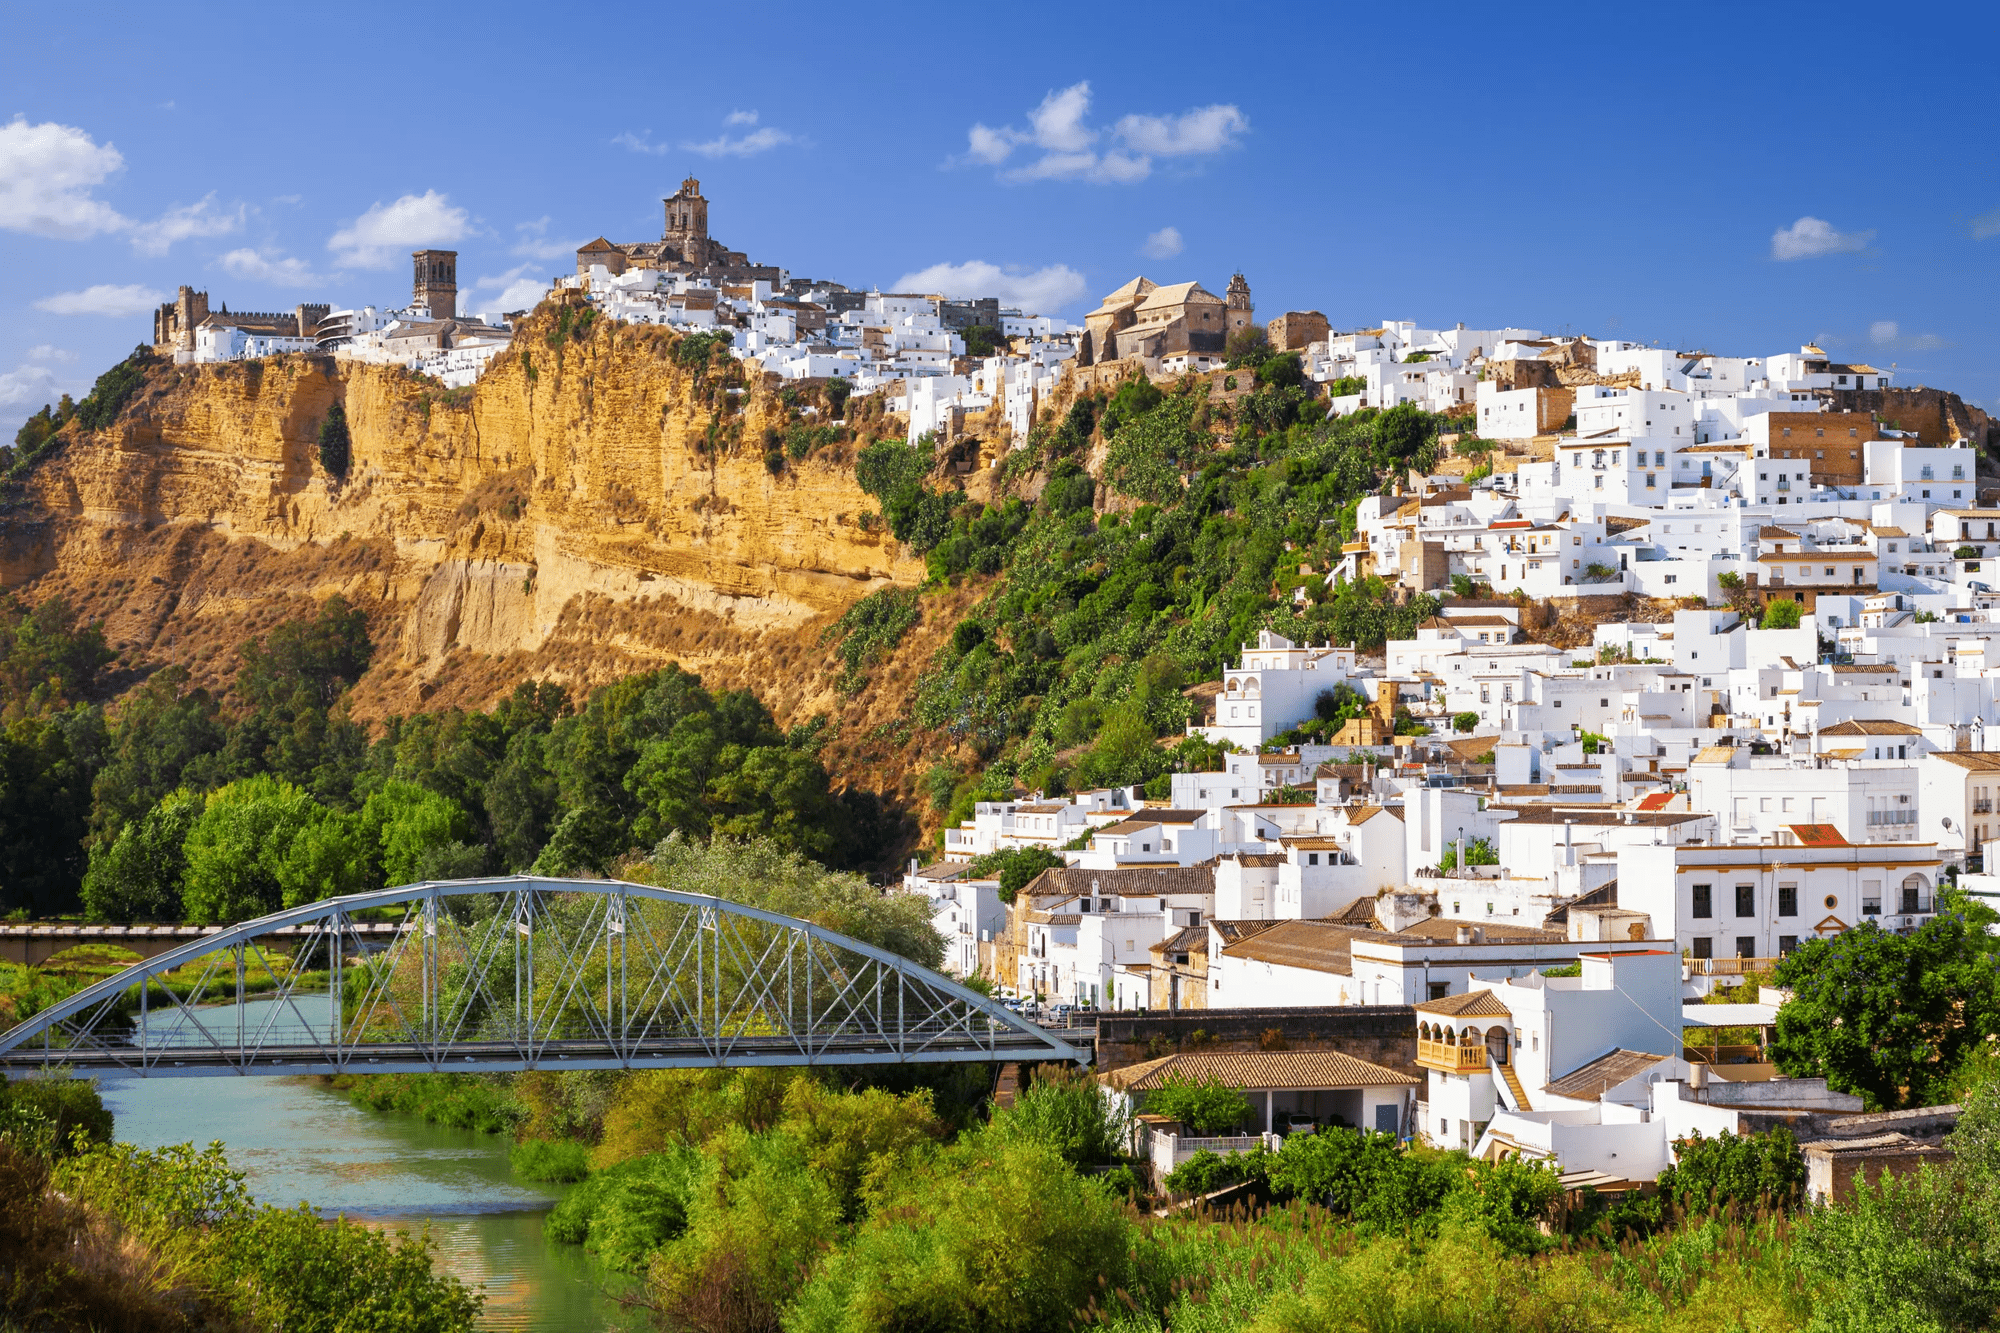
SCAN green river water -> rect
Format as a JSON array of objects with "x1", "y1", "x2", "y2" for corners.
[{"x1": 98, "y1": 1070, "x2": 640, "y2": 1331}]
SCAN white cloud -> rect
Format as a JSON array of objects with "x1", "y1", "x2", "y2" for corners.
[
  {"x1": 327, "y1": 190, "x2": 471, "y2": 269},
  {"x1": 891, "y1": 260, "x2": 1088, "y2": 315},
  {"x1": 959, "y1": 82, "x2": 1247, "y2": 186},
  {"x1": 1114, "y1": 105, "x2": 1248, "y2": 156},
  {"x1": 0, "y1": 363, "x2": 64, "y2": 410},
  {"x1": 724, "y1": 110, "x2": 759, "y2": 127},
  {"x1": 1868, "y1": 320, "x2": 1947, "y2": 352},
  {"x1": 1141, "y1": 226, "x2": 1184, "y2": 259},
  {"x1": 687, "y1": 125, "x2": 794, "y2": 157},
  {"x1": 463, "y1": 263, "x2": 550, "y2": 316},
  {"x1": 34, "y1": 283, "x2": 167, "y2": 316},
  {"x1": 1027, "y1": 84, "x2": 1096, "y2": 153},
  {"x1": 0, "y1": 117, "x2": 131, "y2": 239},
  {"x1": 964, "y1": 123, "x2": 1018, "y2": 165},
  {"x1": 1973, "y1": 207, "x2": 2000, "y2": 241},
  {"x1": 0, "y1": 119, "x2": 244, "y2": 256},
  {"x1": 1771, "y1": 216, "x2": 1874, "y2": 261},
  {"x1": 130, "y1": 192, "x2": 242, "y2": 256},
  {"x1": 511, "y1": 217, "x2": 582, "y2": 261},
  {"x1": 612, "y1": 130, "x2": 671, "y2": 155},
  {"x1": 218, "y1": 247, "x2": 325, "y2": 287},
  {"x1": 27, "y1": 345, "x2": 77, "y2": 362}
]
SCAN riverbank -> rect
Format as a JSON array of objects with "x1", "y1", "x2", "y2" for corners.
[
  {"x1": 1, "y1": 1074, "x2": 482, "y2": 1332},
  {"x1": 99, "y1": 1072, "x2": 636, "y2": 1330}
]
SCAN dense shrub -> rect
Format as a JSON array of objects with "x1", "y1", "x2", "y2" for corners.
[{"x1": 318, "y1": 401, "x2": 351, "y2": 477}]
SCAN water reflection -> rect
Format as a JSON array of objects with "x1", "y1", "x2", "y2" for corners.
[{"x1": 97, "y1": 1072, "x2": 638, "y2": 1330}]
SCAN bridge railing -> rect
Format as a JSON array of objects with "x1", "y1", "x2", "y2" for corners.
[{"x1": 0, "y1": 877, "x2": 1083, "y2": 1076}]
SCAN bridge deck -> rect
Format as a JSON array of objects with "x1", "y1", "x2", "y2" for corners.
[{"x1": 0, "y1": 1030, "x2": 1073, "y2": 1077}]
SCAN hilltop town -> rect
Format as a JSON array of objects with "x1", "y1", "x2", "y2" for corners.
[{"x1": 15, "y1": 166, "x2": 2000, "y2": 1204}]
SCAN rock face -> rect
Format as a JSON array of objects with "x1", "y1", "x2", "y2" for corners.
[{"x1": 0, "y1": 320, "x2": 925, "y2": 724}]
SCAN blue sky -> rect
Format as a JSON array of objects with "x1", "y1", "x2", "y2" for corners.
[{"x1": 4, "y1": 3, "x2": 1998, "y2": 438}]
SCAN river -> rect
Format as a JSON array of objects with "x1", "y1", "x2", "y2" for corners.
[{"x1": 98, "y1": 1065, "x2": 639, "y2": 1330}]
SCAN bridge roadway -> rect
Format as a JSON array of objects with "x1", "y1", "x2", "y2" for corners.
[
  {"x1": 1, "y1": 922, "x2": 404, "y2": 967},
  {"x1": 0, "y1": 1028, "x2": 1085, "y2": 1077}
]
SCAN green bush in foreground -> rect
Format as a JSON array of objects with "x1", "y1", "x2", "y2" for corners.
[
  {"x1": 49, "y1": 1137, "x2": 480, "y2": 1332},
  {"x1": 509, "y1": 1137, "x2": 591, "y2": 1182}
]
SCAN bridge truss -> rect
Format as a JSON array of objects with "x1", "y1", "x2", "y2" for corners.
[{"x1": 0, "y1": 877, "x2": 1082, "y2": 1076}]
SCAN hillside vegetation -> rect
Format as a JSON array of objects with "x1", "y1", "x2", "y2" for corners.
[{"x1": 0, "y1": 326, "x2": 1477, "y2": 913}]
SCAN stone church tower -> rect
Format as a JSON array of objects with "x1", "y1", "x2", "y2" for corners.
[
  {"x1": 1225, "y1": 273, "x2": 1254, "y2": 338},
  {"x1": 412, "y1": 249, "x2": 458, "y2": 319},
  {"x1": 663, "y1": 177, "x2": 710, "y2": 266}
]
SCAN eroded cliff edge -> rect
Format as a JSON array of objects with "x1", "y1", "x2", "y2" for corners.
[{"x1": 0, "y1": 318, "x2": 936, "y2": 750}]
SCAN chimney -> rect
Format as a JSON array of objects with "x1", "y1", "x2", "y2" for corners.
[
  {"x1": 908, "y1": 858, "x2": 918, "y2": 876},
  {"x1": 1455, "y1": 925, "x2": 1473, "y2": 944}
]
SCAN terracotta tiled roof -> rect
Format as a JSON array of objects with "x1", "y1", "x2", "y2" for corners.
[
  {"x1": 1545, "y1": 1049, "x2": 1666, "y2": 1100},
  {"x1": 1414, "y1": 989, "x2": 1512, "y2": 1017},
  {"x1": 1819, "y1": 720, "x2": 1921, "y2": 736},
  {"x1": 1101, "y1": 1049, "x2": 1417, "y2": 1092},
  {"x1": 1222, "y1": 920, "x2": 1361, "y2": 975},
  {"x1": 1019, "y1": 866, "x2": 1215, "y2": 898},
  {"x1": 1930, "y1": 753, "x2": 2000, "y2": 772},
  {"x1": 1788, "y1": 824, "x2": 1849, "y2": 846}
]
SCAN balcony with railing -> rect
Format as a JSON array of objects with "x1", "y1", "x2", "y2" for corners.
[
  {"x1": 1685, "y1": 956, "x2": 1781, "y2": 976},
  {"x1": 1416, "y1": 1038, "x2": 1490, "y2": 1074}
]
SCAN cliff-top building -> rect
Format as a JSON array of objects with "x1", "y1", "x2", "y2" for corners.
[
  {"x1": 153, "y1": 288, "x2": 328, "y2": 360},
  {"x1": 575, "y1": 177, "x2": 781, "y2": 285},
  {"x1": 1082, "y1": 273, "x2": 1254, "y2": 365}
]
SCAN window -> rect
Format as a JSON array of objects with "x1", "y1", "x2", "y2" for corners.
[
  {"x1": 1692, "y1": 884, "x2": 1713, "y2": 918},
  {"x1": 1428, "y1": 981, "x2": 1449, "y2": 1001},
  {"x1": 1778, "y1": 884, "x2": 1798, "y2": 916},
  {"x1": 1691, "y1": 937, "x2": 1713, "y2": 960},
  {"x1": 1737, "y1": 936, "x2": 1757, "y2": 958},
  {"x1": 1307, "y1": 853, "x2": 1319, "y2": 866},
  {"x1": 1735, "y1": 884, "x2": 1755, "y2": 917},
  {"x1": 1779, "y1": 935, "x2": 1798, "y2": 954}
]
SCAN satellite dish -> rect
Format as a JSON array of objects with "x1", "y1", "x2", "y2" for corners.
[{"x1": 1944, "y1": 817, "x2": 1955, "y2": 831}]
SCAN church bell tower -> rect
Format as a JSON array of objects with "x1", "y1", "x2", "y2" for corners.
[{"x1": 662, "y1": 177, "x2": 710, "y2": 264}]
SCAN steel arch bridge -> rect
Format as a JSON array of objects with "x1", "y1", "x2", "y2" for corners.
[{"x1": 0, "y1": 877, "x2": 1082, "y2": 1077}]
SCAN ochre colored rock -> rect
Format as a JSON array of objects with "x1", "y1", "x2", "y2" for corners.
[{"x1": 1, "y1": 325, "x2": 925, "y2": 725}]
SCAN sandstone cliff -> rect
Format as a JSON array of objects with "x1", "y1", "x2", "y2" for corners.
[{"x1": 0, "y1": 317, "x2": 965, "y2": 805}]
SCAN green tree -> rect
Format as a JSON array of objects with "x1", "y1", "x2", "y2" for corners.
[
  {"x1": 986, "y1": 1065, "x2": 1129, "y2": 1166},
  {"x1": 180, "y1": 776, "x2": 355, "y2": 922},
  {"x1": 81, "y1": 788, "x2": 204, "y2": 921},
  {"x1": 637, "y1": 837, "x2": 943, "y2": 970},
  {"x1": 87, "y1": 666, "x2": 227, "y2": 850},
  {"x1": 1656, "y1": 1128, "x2": 1806, "y2": 1213},
  {"x1": 1452, "y1": 711, "x2": 1480, "y2": 733},
  {"x1": 1438, "y1": 837, "x2": 1498, "y2": 873},
  {"x1": 1771, "y1": 912, "x2": 2000, "y2": 1108},
  {"x1": 965, "y1": 846, "x2": 1065, "y2": 903},
  {"x1": 1760, "y1": 598, "x2": 1803, "y2": 629},
  {"x1": 0, "y1": 708, "x2": 106, "y2": 916},
  {"x1": 318, "y1": 401, "x2": 351, "y2": 478},
  {"x1": 787, "y1": 1132, "x2": 1132, "y2": 1333},
  {"x1": 1144, "y1": 1073, "x2": 1252, "y2": 1134},
  {"x1": 362, "y1": 780, "x2": 481, "y2": 885},
  {"x1": 1374, "y1": 402, "x2": 1437, "y2": 467}
]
